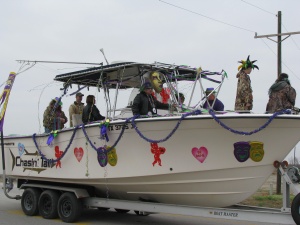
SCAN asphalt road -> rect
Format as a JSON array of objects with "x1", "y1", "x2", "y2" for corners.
[{"x1": 0, "y1": 178, "x2": 295, "y2": 225}]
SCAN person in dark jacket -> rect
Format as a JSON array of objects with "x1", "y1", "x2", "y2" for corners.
[
  {"x1": 132, "y1": 82, "x2": 170, "y2": 116},
  {"x1": 203, "y1": 88, "x2": 224, "y2": 111},
  {"x1": 266, "y1": 73, "x2": 296, "y2": 113},
  {"x1": 82, "y1": 95, "x2": 105, "y2": 124}
]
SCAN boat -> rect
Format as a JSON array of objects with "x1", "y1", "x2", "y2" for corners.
[{"x1": 2, "y1": 61, "x2": 300, "y2": 209}]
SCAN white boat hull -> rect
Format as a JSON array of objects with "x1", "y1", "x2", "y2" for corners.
[{"x1": 3, "y1": 113, "x2": 300, "y2": 207}]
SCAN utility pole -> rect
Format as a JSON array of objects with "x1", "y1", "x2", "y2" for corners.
[
  {"x1": 254, "y1": 11, "x2": 300, "y2": 195},
  {"x1": 254, "y1": 11, "x2": 300, "y2": 77},
  {"x1": 277, "y1": 11, "x2": 282, "y2": 78}
]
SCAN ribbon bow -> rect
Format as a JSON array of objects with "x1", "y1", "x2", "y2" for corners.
[
  {"x1": 99, "y1": 119, "x2": 110, "y2": 142},
  {"x1": 47, "y1": 130, "x2": 58, "y2": 146}
]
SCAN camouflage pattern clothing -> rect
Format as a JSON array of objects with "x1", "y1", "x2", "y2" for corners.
[
  {"x1": 234, "y1": 70, "x2": 253, "y2": 110},
  {"x1": 43, "y1": 106, "x2": 68, "y2": 132},
  {"x1": 266, "y1": 81, "x2": 296, "y2": 113}
]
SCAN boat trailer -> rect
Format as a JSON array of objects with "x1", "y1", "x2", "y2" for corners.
[{"x1": 2, "y1": 162, "x2": 300, "y2": 224}]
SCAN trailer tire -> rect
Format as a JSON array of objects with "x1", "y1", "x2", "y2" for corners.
[
  {"x1": 134, "y1": 210, "x2": 150, "y2": 216},
  {"x1": 114, "y1": 208, "x2": 130, "y2": 213},
  {"x1": 21, "y1": 188, "x2": 41, "y2": 216},
  {"x1": 97, "y1": 207, "x2": 110, "y2": 211},
  {"x1": 38, "y1": 190, "x2": 59, "y2": 219},
  {"x1": 58, "y1": 192, "x2": 82, "y2": 223},
  {"x1": 291, "y1": 193, "x2": 300, "y2": 225}
]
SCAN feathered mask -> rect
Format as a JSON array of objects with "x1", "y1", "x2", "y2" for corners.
[{"x1": 238, "y1": 55, "x2": 259, "y2": 71}]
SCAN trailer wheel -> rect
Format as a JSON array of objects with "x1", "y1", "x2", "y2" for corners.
[
  {"x1": 21, "y1": 188, "x2": 41, "y2": 216},
  {"x1": 58, "y1": 192, "x2": 82, "y2": 223},
  {"x1": 134, "y1": 210, "x2": 150, "y2": 216},
  {"x1": 114, "y1": 208, "x2": 130, "y2": 213},
  {"x1": 97, "y1": 207, "x2": 110, "y2": 211},
  {"x1": 38, "y1": 190, "x2": 59, "y2": 219},
  {"x1": 291, "y1": 193, "x2": 300, "y2": 225}
]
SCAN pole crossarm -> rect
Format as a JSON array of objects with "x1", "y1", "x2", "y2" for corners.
[{"x1": 254, "y1": 31, "x2": 300, "y2": 39}]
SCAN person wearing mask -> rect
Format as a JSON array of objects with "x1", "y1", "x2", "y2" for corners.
[
  {"x1": 266, "y1": 73, "x2": 296, "y2": 113},
  {"x1": 132, "y1": 82, "x2": 171, "y2": 116},
  {"x1": 69, "y1": 92, "x2": 84, "y2": 127},
  {"x1": 234, "y1": 55, "x2": 259, "y2": 111},
  {"x1": 43, "y1": 97, "x2": 68, "y2": 133},
  {"x1": 203, "y1": 88, "x2": 224, "y2": 111},
  {"x1": 82, "y1": 95, "x2": 105, "y2": 124}
]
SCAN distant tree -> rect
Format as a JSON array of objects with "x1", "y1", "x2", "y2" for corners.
[{"x1": 288, "y1": 156, "x2": 299, "y2": 165}]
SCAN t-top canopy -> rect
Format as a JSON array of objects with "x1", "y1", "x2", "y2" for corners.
[{"x1": 54, "y1": 61, "x2": 198, "y2": 89}]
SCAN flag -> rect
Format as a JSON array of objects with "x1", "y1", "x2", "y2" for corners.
[{"x1": 0, "y1": 72, "x2": 16, "y2": 132}]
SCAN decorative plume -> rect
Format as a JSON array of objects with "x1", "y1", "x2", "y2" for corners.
[{"x1": 238, "y1": 55, "x2": 259, "y2": 71}]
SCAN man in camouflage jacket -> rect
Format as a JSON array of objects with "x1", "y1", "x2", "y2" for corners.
[
  {"x1": 266, "y1": 73, "x2": 296, "y2": 113},
  {"x1": 43, "y1": 99, "x2": 68, "y2": 133}
]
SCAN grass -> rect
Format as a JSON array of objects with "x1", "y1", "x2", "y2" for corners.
[{"x1": 240, "y1": 190, "x2": 294, "y2": 208}]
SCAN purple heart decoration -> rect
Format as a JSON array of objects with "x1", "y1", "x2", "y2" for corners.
[
  {"x1": 233, "y1": 142, "x2": 250, "y2": 162},
  {"x1": 18, "y1": 143, "x2": 25, "y2": 156},
  {"x1": 97, "y1": 147, "x2": 107, "y2": 167}
]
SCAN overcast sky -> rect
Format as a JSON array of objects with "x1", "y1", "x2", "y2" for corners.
[{"x1": 1, "y1": 0, "x2": 300, "y2": 160}]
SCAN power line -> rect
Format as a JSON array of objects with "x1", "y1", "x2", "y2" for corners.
[
  {"x1": 241, "y1": 1, "x2": 300, "y2": 80},
  {"x1": 282, "y1": 24, "x2": 300, "y2": 50},
  {"x1": 260, "y1": 39, "x2": 300, "y2": 81},
  {"x1": 241, "y1": 0, "x2": 300, "y2": 51},
  {"x1": 159, "y1": 0, "x2": 255, "y2": 33},
  {"x1": 160, "y1": 0, "x2": 300, "y2": 80},
  {"x1": 241, "y1": 0, "x2": 276, "y2": 16}
]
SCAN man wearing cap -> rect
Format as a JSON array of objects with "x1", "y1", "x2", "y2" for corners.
[
  {"x1": 69, "y1": 92, "x2": 84, "y2": 127},
  {"x1": 203, "y1": 88, "x2": 224, "y2": 111},
  {"x1": 132, "y1": 82, "x2": 170, "y2": 116}
]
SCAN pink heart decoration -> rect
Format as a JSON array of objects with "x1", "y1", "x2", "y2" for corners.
[
  {"x1": 191, "y1": 146, "x2": 208, "y2": 163},
  {"x1": 74, "y1": 147, "x2": 84, "y2": 162}
]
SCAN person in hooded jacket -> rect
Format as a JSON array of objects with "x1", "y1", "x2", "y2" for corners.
[
  {"x1": 266, "y1": 73, "x2": 296, "y2": 113},
  {"x1": 43, "y1": 98, "x2": 68, "y2": 133}
]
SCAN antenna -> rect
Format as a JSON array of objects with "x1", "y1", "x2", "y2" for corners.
[{"x1": 100, "y1": 48, "x2": 109, "y2": 65}]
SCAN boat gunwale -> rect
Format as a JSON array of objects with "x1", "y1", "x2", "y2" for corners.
[{"x1": 3, "y1": 113, "x2": 300, "y2": 139}]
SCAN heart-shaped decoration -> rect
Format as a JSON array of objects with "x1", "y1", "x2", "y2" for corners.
[
  {"x1": 191, "y1": 146, "x2": 208, "y2": 163},
  {"x1": 18, "y1": 143, "x2": 25, "y2": 156},
  {"x1": 74, "y1": 147, "x2": 84, "y2": 162},
  {"x1": 233, "y1": 142, "x2": 250, "y2": 162}
]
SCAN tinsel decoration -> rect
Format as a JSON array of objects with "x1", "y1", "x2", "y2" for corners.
[
  {"x1": 47, "y1": 130, "x2": 58, "y2": 146},
  {"x1": 100, "y1": 119, "x2": 110, "y2": 142}
]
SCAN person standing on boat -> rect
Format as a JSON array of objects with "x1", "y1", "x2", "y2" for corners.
[
  {"x1": 234, "y1": 55, "x2": 259, "y2": 111},
  {"x1": 266, "y1": 73, "x2": 296, "y2": 113},
  {"x1": 43, "y1": 98, "x2": 68, "y2": 133},
  {"x1": 82, "y1": 95, "x2": 105, "y2": 124},
  {"x1": 69, "y1": 92, "x2": 84, "y2": 127},
  {"x1": 132, "y1": 82, "x2": 170, "y2": 116},
  {"x1": 203, "y1": 88, "x2": 224, "y2": 111}
]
